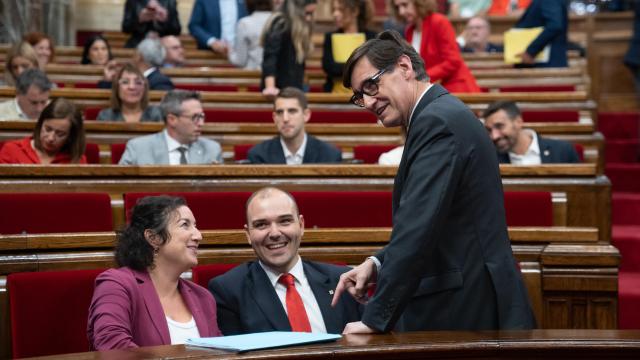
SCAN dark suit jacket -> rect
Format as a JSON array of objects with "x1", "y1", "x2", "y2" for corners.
[
  {"x1": 208, "y1": 260, "x2": 362, "y2": 335},
  {"x1": 497, "y1": 134, "x2": 580, "y2": 164},
  {"x1": 188, "y1": 0, "x2": 248, "y2": 49},
  {"x1": 247, "y1": 135, "x2": 342, "y2": 164},
  {"x1": 362, "y1": 84, "x2": 535, "y2": 332},
  {"x1": 121, "y1": 0, "x2": 181, "y2": 48},
  {"x1": 514, "y1": 0, "x2": 568, "y2": 68},
  {"x1": 146, "y1": 68, "x2": 174, "y2": 90}
]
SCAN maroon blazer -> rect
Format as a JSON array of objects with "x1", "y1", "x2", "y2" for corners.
[
  {"x1": 405, "y1": 13, "x2": 480, "y2": 93},
  {"x1": 87, "y1": 267, "x2": 222, "y2": 350}
]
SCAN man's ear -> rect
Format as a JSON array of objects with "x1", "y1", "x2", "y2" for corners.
[
  {"x1": 244, "y1": 224, "x2": 252, "y2": 245},
  {"x1": 397, "y1": 54, "x2": 414, "y2": 80},
  {"x1": 298, "y1": 214, "x2": 305, "y2": 236},
  {"x1": 303, "y1": 108, "x2": 311, "y2": 123},
  {"x1": 166, "y1": 113, "x2": 178, "y2": 128}
]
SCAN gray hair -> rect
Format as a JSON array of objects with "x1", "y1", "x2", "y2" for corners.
[
  {"x1": 159, "y1": 90, "x2": 201, "y2": 123},
  {"x1": 137, "y1": 38, "x2": 166, "y2": 67},
  {"x1": 16, "y1": 69, "x2": 53, "y2": 95}
]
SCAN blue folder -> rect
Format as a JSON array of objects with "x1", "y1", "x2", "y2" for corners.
[{"x1": 186, "y1": 331, "x2": 342, "y2": 352}]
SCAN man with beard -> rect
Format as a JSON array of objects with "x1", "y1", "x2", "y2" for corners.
[
  {"x1": 208, "y1": 187, "x2": 361, "y2": 335},
  {"x1": 483, "y1": 100, "x2": 579, "y2": 164},
  {"x1": 247, "y1": 87, "x2": 342, "y2": 164}
]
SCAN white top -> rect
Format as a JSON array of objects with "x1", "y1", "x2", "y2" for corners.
[
  {"x1": 259, "y1": 257, "x2": 328, "y2": 333},
  {"x1": 508, "y1": 129, "x2": 542, "y2": 165},
  {"x1": 0, "y1": 98, "x2": 28, "y2": 121},
  {"x1": 280, "y1": 133, "x2": 308, "y2": 165},
  {"x1": 164, "y1": 129, "x2": 189, "y2": 165},
  {"x1": 411, "y1": 29, "x2": 422, "y2": 52},
  {"x1": 143, "y1": 67, "x2": 156, "y2": 78},
  {"x1": 378, "y1": 146, "x2": 404, "y2": 165},
  {"x1": 206, "y1": 0, "x2": 238, "y2": 46},
  {"x1": 228, "y1": 11, "x2": 272, "y2": 70},
  {"x1": 166, "y1": 316, "x2": 200, "y2": 345}
]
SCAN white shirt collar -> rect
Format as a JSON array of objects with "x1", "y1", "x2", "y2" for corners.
[
  {"x1": 407, "y1": 83, "x2": 433, "y2": 129},
  {"x1": 508, "y1": 129, "x2": 542, "y2": 165},
  {"x1": 143, "y1": 67, "x2": 156, "y2": 78},
  {"x1": 259, "y1": 256, "x2": 305, "y2": 287},
  {"x1": 14, "y1": 98, "x2": 28, "y2": 119},
  {"x1": 280, "y1": 133, "x2": 307, "y2": 165}
]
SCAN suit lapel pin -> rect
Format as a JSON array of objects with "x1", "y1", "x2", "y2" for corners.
[
  {"x1": 543, "y1": 150, "x2": 550, "y2": 157},
  {"x1": 329, "y1": 290, "x2": 334, "y2": 295}
]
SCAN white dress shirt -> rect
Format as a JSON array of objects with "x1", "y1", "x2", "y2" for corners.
[
  {"x1": 280, "y1": 133, "x2": 307, "y2": 165},
  {"x1": 206, "y1": 0, "x2": 238, "y2": 46},
  {"x1": 164, "y1": 129, "x2": 189, "y2": 165},
  {"x1": 259, "y1": 257, "x2": 328, "y2": 333},
  {"x1": 508, "y1": 129, "x2": 542, "y2": 165}
]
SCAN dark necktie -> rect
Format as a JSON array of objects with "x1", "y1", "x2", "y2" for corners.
[
  {"x1": 177, "y1": 146, "x2": 188, "y2": 165},
  {"x1": 278, "y1": 273, "x2": 311, "y2": 332}
]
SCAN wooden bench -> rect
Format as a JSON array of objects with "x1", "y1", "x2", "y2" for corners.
[{"x1": 0, "y1": 164, "x2": 612, "y2": 243}]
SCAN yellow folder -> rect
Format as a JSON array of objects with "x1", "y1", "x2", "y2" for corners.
[
  {"x1": 503, "y1": 27, "x2": 550, "y2": 64},
  {"x1": 331, "y1": 33, "x2": 366, "y2": 63}
]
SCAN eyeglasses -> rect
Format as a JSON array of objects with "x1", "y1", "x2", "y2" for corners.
[
  {"x1": 176, "y1": 112, "x2": 206, "y2": 123},
  {"x1": 350, "y1": 68, "x2": 389, "y2": 108}
]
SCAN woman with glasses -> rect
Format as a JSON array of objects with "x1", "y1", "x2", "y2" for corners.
[
  {"x1": 390, "y1": 0, "x2": 480, "y2": 93},
  {"x1": 322, "y1": 0, "x2": 376, "y2": 93},
  {"x1": 0, "y1": 98, "x2": 87, "y2": 164},
  {"x1": 261, "y1": 0, "x2": 317, "y2": 97},
  {"x1": 88, "y1": 195, "x2": 222, "y2": 349},
  {"x1": 97, "y1": 63, "x2": 163, "y2": 123}
]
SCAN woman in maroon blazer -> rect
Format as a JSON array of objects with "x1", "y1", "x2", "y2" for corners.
[
  {"x1": 87, "y1": 196, "x2": 222, "y2": 350},
  {"x1": 390, "y1": 0, "x2": 480, "y2": 93}
]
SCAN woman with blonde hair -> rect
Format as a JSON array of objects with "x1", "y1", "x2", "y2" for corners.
[
  {"x1": 2, "y1": 42, "x2": 39, "y2": 86},
  {"x1": 97, "y1": 63, "x2": 163, "y2": 123},
  {"x1": 390, "y1": 0, "x2": 480, "y2": 92},
  {"x1": 261, "y1": 0, "x2": 317, "y2": 97}
]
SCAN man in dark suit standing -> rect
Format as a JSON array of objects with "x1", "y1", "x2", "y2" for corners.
[
  {"x1": 483, "y1": 100, "x2": 579, "y2": 164},
  {"x1": 332, "y1": 30, "x2": 535, "y2": 334},
  {"x1": 513, "y1": 0, "x2": 568, "y2": 67},
  {"x1": 247, "y1": 87, "x2": 342, "y2": 164},
  {"x1": 208, "y1": 187, "x2": 361, "y2": 335}
]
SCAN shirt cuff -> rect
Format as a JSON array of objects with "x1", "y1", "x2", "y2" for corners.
[
  {"x1": 367, "y1": 256, "x2": 381, "y2": 273},
  {"x1": 206, "y1": 37, "x2": 218, "y2": 47}
]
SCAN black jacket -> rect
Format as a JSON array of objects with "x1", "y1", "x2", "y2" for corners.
[{"x1": 247, "y1": 135, "x2": 342, "y2": 164}]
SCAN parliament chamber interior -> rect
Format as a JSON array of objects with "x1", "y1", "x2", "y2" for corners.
[{"x1": 1, "y1": 0, "x2": 640, "y2": 358}]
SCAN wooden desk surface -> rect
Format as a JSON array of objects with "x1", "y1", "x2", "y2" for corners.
[{"x1": 29, "y1": 330, "x2": 640, "y2": 360}]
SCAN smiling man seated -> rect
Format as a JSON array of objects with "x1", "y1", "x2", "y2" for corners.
[{"x1": 208, "y1": 187, "x2": 361, "y2": 335}]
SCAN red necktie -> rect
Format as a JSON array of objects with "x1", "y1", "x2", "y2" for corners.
[{"x1": 278, "y1": 273, "x2": 312, "y2": 332}]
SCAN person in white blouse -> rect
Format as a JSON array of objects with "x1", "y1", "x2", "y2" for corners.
[
  {"x1": 208, "y1": 187, "x2": 362, "y2": 335},
  {"x1": 228, "y1": 0, "x2": 273, "y2": 69}
]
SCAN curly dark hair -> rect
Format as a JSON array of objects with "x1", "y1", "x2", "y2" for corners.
[{"x1": 115, "y1": 195, "x2": 186, "y2": 271}]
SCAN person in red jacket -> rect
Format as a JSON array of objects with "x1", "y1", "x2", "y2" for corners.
[
  {"x1": 0, "y1": 98, "x2": 87, "y2": 164},
  {"x1": 390, "y1": 0, "x2": 480, "y2": 93}
]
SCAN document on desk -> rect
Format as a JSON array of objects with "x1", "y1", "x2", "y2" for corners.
[
  {"x1": 186, "y1": 331, "x2": 342, "y2": 352},
  {"x1": 503, "y1": 27, "x2": 550, "y2": 64}
]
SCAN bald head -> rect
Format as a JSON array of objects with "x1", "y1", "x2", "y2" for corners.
[{"x1": 245, "y1": 187, "x2": 300, "y2": 225}]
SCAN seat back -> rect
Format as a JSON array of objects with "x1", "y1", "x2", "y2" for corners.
[
  {"x1": 83, "y1": 107, "x2": 101, "y2": 121},
  {"x1": 504, "y1": 191, "x2": 553, "y2": 226},
  {"x1": 353, "y1": 144, "x2": 400, "y2": 164},
  {"x1": 233, "y1": 144, "x2": 254, "y2": 161},
  {"x1": 8, "y1": 268, "x2": 105, "y2": 358},
  {"x1": 0, "y1": 192, "x2": 113, "y2": 234},
  {"x1": 521, "y1": 110, "x2": 580, "y2": 122},
  {"x1": 291, "y1": 191, "x2": 393, "y2": 228},
  {"x1": 110, "y1": 143, "x2": 126, "y2": 164},
  {"x1": 191, "y1": 263, "x2": 238, "y2": 288},
  {"x1": 124, "y1": 192, "x2": 252, "y2": 229},
  {"x1": 85, "y1": 143, "x2": 101, "y2": 164}
]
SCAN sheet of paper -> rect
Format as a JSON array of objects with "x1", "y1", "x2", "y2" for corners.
[
  {"x1": 331, "y1": 33, "x2": 366, "y2": 63},
  {"x1": 186, "y1": 331, "x2": 342, "y2": 353},
  {"x1": 503, "y1": 27, "x2": 550, "y2": 64}
]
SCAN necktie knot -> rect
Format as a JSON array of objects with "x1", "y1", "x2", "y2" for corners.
[{"x1": 279, "y1": 273, "x2": 296, "y2": 288}]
